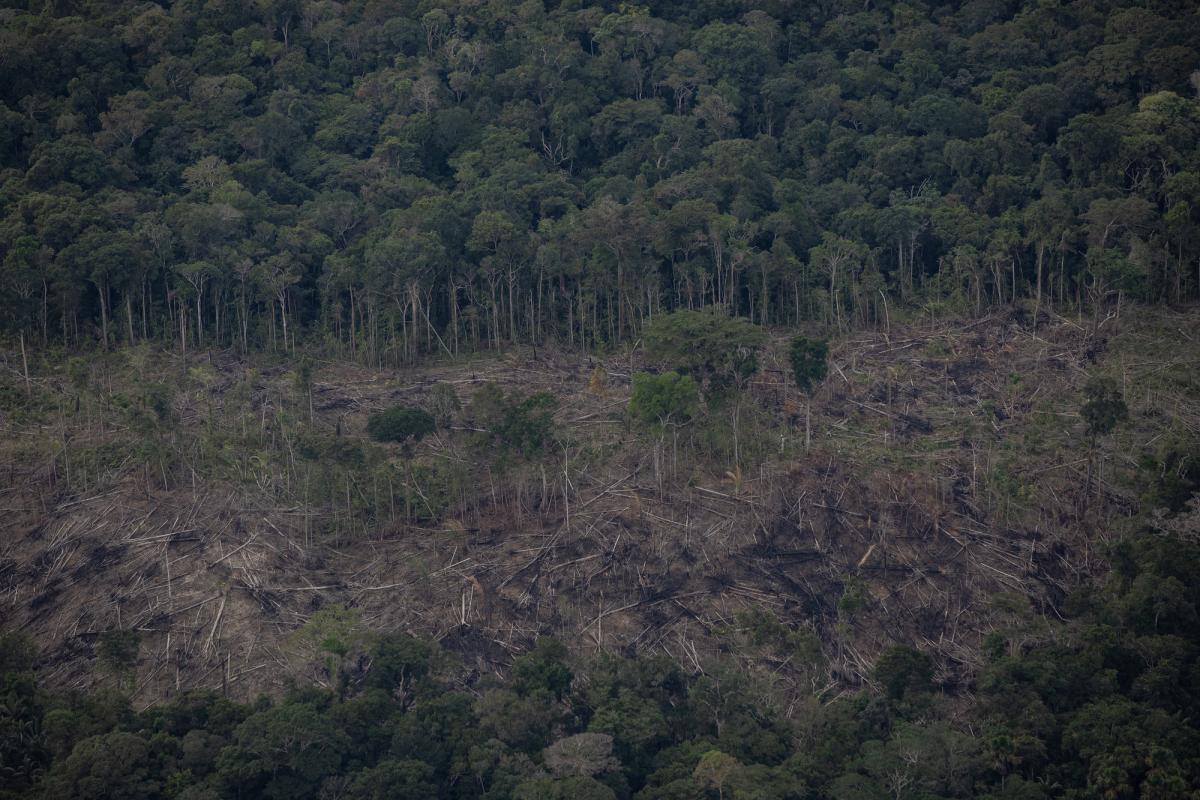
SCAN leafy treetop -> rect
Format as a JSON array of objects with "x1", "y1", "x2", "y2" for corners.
[
  {"x1": 643, "y1": 310, "x2": 765, "y2": 391},
  {"x1": 628, "y1": 371, "x2": 699, "y2": 429},
  {"x1": 367, "y1": 406, "x2": 437, "y2": 444},
  {"x1": 789, "y1": 336, "x2": 829, "y2": 395},
  {"x1": 1081, "y1": 378, "x2": 1129, "y2": 439}
]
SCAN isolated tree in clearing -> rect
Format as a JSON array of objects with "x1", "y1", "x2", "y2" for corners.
[
  {"x1": 366, "y1": 406, "x2": 436, "y2": 445},
  {"x1": 629, "y1": 370, "x2": 699, "y2": 486},
  {"x1": 643, "y1": 310, "x2": 764, "y2": 468},
  {"x1": 1080, "y1": 377, "x2": 1129, "y2": 503},
  {"x1": 789, "y1": 336, "x2": 829, "y2": 449}
]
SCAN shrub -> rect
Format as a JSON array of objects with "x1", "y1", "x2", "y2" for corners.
[
  {"x1": 427, "y1": 383, "x2": 460, "y2": 427},
  {"x1": 1081, "y1": 377, "x2": 1128, "y2": 440},
  {"x1": 470, "y1": 384, "x2": 559, "y2": 457},
  {"x1": 629, "y1": 371, "x2": 698, "y2": 429},
  {"x1": 366, "y1": 406, "x2": 436, "y2": 444},
  {"x1": 874, "y1": 645, "x2": 934, "y2": 701},
  {"x1": 789, "y1": 336, "x2": 828, "y2": 394}
]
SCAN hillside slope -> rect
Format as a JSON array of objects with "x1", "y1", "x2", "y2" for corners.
[{"x1": 2, "y1": 306, "x2": 1198, "y2": 707}]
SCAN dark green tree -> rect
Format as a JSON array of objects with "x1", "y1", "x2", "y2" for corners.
[
  {"x1": 643, "y1": 310, "x2": 765, "y2": 468},
  {"x1": 1080, "y1": 377, "x2": 1129, "y2": 502},
  {"x1": 366, "y1": 407, "x2": 437, "y2": 445},
  {"x1": 789, "y1": 335, "x2": 828, "y2": 449}
]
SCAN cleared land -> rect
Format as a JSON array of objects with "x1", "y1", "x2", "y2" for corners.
[{"x1": 2, "y1": 307, "x2": 1197, "y2": 709}]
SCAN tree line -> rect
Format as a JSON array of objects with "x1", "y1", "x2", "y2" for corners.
[{"x1": 1, "y1": 0, "x2": 1198, "y2": 363}]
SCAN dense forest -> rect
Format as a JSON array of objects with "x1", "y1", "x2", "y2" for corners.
[{"x1": 2, "y1": 0, "x2": 1199, "y2": 362}]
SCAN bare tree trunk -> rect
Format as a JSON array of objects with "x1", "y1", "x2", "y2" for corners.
[
  {"x1": 195, "y1": 290, "x2": 203, "y2": 348},
  {"x1": 507, "y1": 270, "x2": 516, "y2": 343},
  {"x1": 279, "y1": 293, "x2": 288, "y2": 354},
  {"x1": 1034, "y1": 243, "x2": 1044, "y2": 331},
  {"x1": 99, "y1": 279, "x2": 109, "y2": 350},
  {"x1": 42, "y1": 279, "x2": 49, "y2": 345},
  {"x1": 616, "y1": 257, "x2": 625, "y2": 340},
  {"x1": 450, "y1": 283, "x2": 459, "y2": 355},
  {"x1": 240, "y1": 284, "x2": 248, "y2": 355},
  {"x1": 19, "y1": 332, "x2": 30, "y2": 398},
  {"x1": 126, "y1": 292, "x2": 135, "y2": 345},
  {"x1": 805, "y1": 398, "x2": 812, "y2": 450}
]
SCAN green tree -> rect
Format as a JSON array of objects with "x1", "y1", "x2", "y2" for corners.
[
  {"x1": 513, "y1": 775, "x2": 617, "y2": 800},
  {"x1": 874, "y1": 645, "x2": 934, "y2": 702},
  {"x1": 40, "y1": 731, "x2": 165, "y2": 800},
  {"x1": 343, "y1": 759, "x2": 436, "y2": 800},
  {"x1": 513, "y1": 639, "x2": 573, "y2": 700},
  {"x1": 692, "y1": 750, "x2": 741, "y2": 800},
  {"x1": 643, "y1": 310, "x2": 764, "y2": 467},
  {"x1": 470, "y1": 385, "x2": 559, "y2": 460},
  {"x1": 216, "y1": 704, "x2": 349, "y2": 800},
  {"x1": 1081, "y1": 378, "x2": 1129, "y2": 441},
  {"x1": 1080, "y1": 378, "x2": 1129, "y2": 503},
  {"x1": 789, "y1": 336, "x2": 828, "y2": 449},
  {"x1": 290, "y1": 605, "x2": 364, "y2": 694},
  {"x1": 629, "y1": 371, "x2": 698, "y2": 429},
  {"x1": 629, "y1": 370, "x2": 699, "y2": 487},
  {"x1": 366, "y1": 406, "x2": 436, "y2": 445}
]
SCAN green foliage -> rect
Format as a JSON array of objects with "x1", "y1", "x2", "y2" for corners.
[
  {"x1": 470, "y1": 385, "x2": 559, "y2": 458},
  {"x1": 512, "y1": 775, "x2": 617, "y2": 800},
  {"x1": 788, "y1": 336, "x2": 829, "y2": 394},
  {"x1": 475, "y1": 688, "x2": 563, "y2": 752},
  {"x1": 0, "y1": 632, "x2": 45, "y2": 797},
  {"x1": 366, "y1": 406, "x2": 436, "y2": 444},
  {"x1": 873, "y1": 646, "x2": 934, "y2": 701},
  {"x1": 426, "y1": 384, "x2": 461, "y2": 428},
  {"x1": 692, "y1": 749, "x2": 740, "y2": 797},
  {"x1": 588, "y1": 690, "x2": 670, "y2": 773},
  {"x1": 293, "y1": 356, "x2": 314, "y2": 398},
  {"x1": 1081, "y1": 378, "x2": 1129, "y2": 440},
  {"x1": 736, "y1": 610, "x2": 824, "y2": 667},
  {"x1": 40, "y1": 731, "x2": 164, "y2": 800},
  {"x1": 838, "y1": 577, "x2": 868, "y2": 618},
  {"x1": 643, "y1": 310, "x2": 765, "y2": 391},
  {"x1": 217, "y1": 703, "x2": 350, "y2": 800},
  {"x1": 296, "y1": 431, "x2": 365, "y2": 467},
  {"x1": 402, "y1": 460, "x2": 466, "y2": 522},
  {"x1": 512, "y1": 639, "x2": 573, "y2": 700},
  {"x1": 67, "y1": 358, "x2": 90, "y2": 396},
  {"x1": 1139, "y1": 437, "x2": 1200, "y2": 514},
  {"x1": 365, "y1": 634, "x2": 431, "y2": 697},
  {"x1": 97, "y1": 630, "x2": 140, "y2": 675},
  {"x1": 291, "y1": 605, "x2": 364, "y2": 694},
  {"x1": 629, "y1": 371, "x2": 699, "y2": 428},
  {"x1": 293, "y1": 605, "x2": 363, "y2": 661},
  {"x1": 343, "y1": 759, "x2": 436, "y2": 800},
  {"x1": 0, "y1": 631, "x2": 37, "y2": 675}
]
